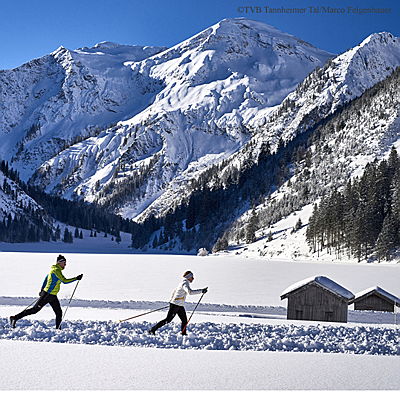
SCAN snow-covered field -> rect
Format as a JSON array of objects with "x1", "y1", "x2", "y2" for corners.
[
  {"x1": 0, "y1": 249, "x2": 399, "y2": 390},
  {"x1": 1, "y1": 340, "x2": 399, "y2": 391}
]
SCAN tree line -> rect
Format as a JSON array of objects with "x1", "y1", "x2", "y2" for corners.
[
  {"x1": 0, "y1": 160, "x2": 136, "y2": 243},
  {"x1": 306, "y1": 148, "x2": 400, "y2": 261},
  {"x1": 130, "y1": 134, "x2": 310, "y2": 251},
  {"x1": 222, "y1": 66, "x2": 400, "y2": 252}
]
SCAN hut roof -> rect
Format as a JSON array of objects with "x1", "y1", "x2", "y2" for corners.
[
  {"x1": 280, "y1": 276, "x2": 354, "y2": 301},
  {"x1": 349, "y1": 286, "x2": 400, "y2": 306}
]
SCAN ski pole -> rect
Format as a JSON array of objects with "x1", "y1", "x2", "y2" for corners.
[
  {"x1": 21, "y1": 297, "x2": 39, "y2": 312},
  {"x1": 182, "y1": 292, "x2": 205, "y2": 333},
  {"x1": 118, "y1": 305, "x2": 169, "y2": 323},
  {"x1": 61, "y1": 280, "x2": 80, "y2": 325},
  {"x1": 4, "y1": 297, "x2": 38, "y2": 327}
]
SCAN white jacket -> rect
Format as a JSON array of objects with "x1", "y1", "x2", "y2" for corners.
[{"x1": 170, "y1": 278, "x2": 203, "y2": 306}]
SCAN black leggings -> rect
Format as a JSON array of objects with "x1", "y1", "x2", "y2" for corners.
[
  {"x1": 14, "y1": 290, "x2": 63, "y2": 328},
  {"x1": 151, "y1": 303, "x2": 188, "y2": 334}
]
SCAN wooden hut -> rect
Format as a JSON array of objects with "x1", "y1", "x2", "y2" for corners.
[
  {"x1": 349, "y1": 286, "x2": 400, "y2": 312},
  {"x1": 280, "y1": 276, "x2": 354, "y2": 323}
]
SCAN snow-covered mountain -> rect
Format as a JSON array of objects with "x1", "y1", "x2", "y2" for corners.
[
  {"x1": 131, "y1": 29, "x2": 400, "y2": 226},
  {"x1": 0, "y1": 42, "x2": 166, "y2": 180},
  {"x1": 0, "y1": 167, "x2": 55, "y2": 243},
  {"x1": 1, "y1": 18, "x2": 332, "y2": 217},
  {"x1": 125, "y1": 30, "x2": 400, "y2": 253},
  {"x1": 248, "y1": 31, "x2": 400, "y2": 146},
  {"x1": 225, "y1": 63, "x2": 400, "y2": 260},
  {"x1": 0, "y1": 170, "x2": 42, "y2": 220},
  {"x1": 2, "y1": 18, "x2": 400, "y2": 254}
]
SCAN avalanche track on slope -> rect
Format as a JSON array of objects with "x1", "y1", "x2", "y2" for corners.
[{"x1": 0, "y1": 317, "x2": 399, "y2": 356}]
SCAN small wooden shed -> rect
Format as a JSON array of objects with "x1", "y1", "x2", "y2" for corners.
[
  {"x1": 349, "y1": 286, "x2": 400, "y2": 312},
  {"x1": 280, "y1": 276, "x2": 354, "y2": 323}
]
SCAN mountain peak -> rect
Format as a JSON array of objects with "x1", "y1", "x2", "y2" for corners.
[
  {"x1": 214, "y1": 18, "x2": 299, "y2": 37},
  {"x1": 207, "y1": 18, "x2": 327, "y2": 53},
  {"x1": 50, "y1": 45, "x2": 75, "y2": 62},
  {"x1": 361, "y1": 31, "x2": 398, "y2": 47},
  {"x1": 333, "y1": 30, "x2": 400, "y2": 89},
  {"x1": 51, "y1": 45, "x2": 69, "y2": 56},
  {"x1": 149, "y1": 18, "x2": 332, "y2": 75}
]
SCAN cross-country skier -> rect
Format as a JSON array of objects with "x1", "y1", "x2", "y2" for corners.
[
  {"x1": 149, "y1": 270, "x2": 207, "y2": 335},
  {"x1": 9, "y1": 255, "x2": 83, "y2": 329}
]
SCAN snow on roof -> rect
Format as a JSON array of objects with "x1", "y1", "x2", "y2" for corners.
[
  {"x1": 351, "y1": 286, "x2": 400, "y2": 306},
  {"x1": 280, "y1": 276, "x2": 354, "y2": 300}
]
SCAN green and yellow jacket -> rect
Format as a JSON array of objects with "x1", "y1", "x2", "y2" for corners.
[{"x1": 41, "y1": 264, "x2": 78, "y2": 295}]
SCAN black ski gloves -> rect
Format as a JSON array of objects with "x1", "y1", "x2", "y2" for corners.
[
  {"x1": 76, "y1": 274, "x2": 83, "y2": 280},
  {"x1": 202, "y1": 287, "x2": 208, "y2": 293}
]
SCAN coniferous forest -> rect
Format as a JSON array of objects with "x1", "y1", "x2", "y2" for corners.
[
  {"x1": 0, "y1": 160, "x2": 136, "y2": 243},
  {"x1": 306, "y1": 148, "x2": 400, "y2": 262}
]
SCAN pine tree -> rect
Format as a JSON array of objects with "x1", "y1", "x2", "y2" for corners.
[
  {"x1": 294, "y1": 218, "x2": 302, "y2": 231},
  {"x1": 63, "y1": 228, "x2": 71, "y2": 243},
  {"x1": 152, "y1": 235, "x2": 159, "y2": 248},
  {"x1": 245, "y1": 208, "x2": 258, "y2": 244},
  {"x1": 306, "y1": 204, "x2": 318, "y2": 253},
  {"x1": 55, "y1": 225, "x2": 61, "y2": 240},
  {"x1": 212, "y1": 236, "x2": 228, "y2": 252},
  {"x1": 375, "y1": 214, "x2": 398, "y2": 261},
  {"x1": 391, "y1": 170, "x2": 400, "y2": 243},
  {"x1": 387, "y1": 146, "x2": 400, "y2": 178}
]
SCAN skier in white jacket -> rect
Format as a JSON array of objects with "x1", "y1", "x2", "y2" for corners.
[{"x1": 149, "y1": 271, "x2": 207, "y2": 335}]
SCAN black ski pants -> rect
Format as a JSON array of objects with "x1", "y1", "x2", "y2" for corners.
[
  {"x1": 14, "y1": 290, "x2": 63, "y2": 328},
  {"x1": 151, "y1": 303, "x2": 188, "y2": 334}
]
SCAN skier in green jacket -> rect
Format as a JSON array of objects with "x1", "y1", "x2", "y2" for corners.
[{"x1": 10, "y1": 255, "x2": 83, "y2": 329}]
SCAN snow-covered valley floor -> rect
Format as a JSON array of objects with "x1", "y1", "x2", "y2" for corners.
[
  {"x1": 1, "y1": 339, "x2": 399, "y2": 390},
  {"x1": 0, "y1": 251, "x2": 399, "y2": 390}
]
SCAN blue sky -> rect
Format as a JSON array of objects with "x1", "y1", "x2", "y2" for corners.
[{"x1": 1, "y1": 0, "x2": 399, "y2": 69}]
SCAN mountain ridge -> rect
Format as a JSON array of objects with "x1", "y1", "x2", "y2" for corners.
[
  {"x1": 1, "y1": 18, "x2": 400, "y2": 255},
  {"x1": 10, "y1": 18, "x2": 332, "y2": 219}
]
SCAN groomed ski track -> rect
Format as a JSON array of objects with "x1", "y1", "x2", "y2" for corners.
[{"x1": 1, "y1": 298, "x2": 399, "y2": 356}]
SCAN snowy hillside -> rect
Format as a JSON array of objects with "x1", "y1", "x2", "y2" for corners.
[
  {"x1": 1, "y1": 18, "x2": 332, "y2": 217},
  {"x1": 247, "y1": 32, "x2": 400, "y2": 149},
  {"x1": 2, "y1": 19, "x2": 400, "y2": 257},
  {"x1": 0, "y1": 170, "x2": 40, "y2": 219},
  {"x1": 225, "y1": 63, "x2": 400, "y2": 261},
  {"x1": 0, "y1": 169, "x2": 54, "y2": 242},
  {"x1": 131, "y1": 30, "x2": 400, "y2": 253},
  {"x1": 0, "y1": 42, "x2": 165, "y2": 181},
  {"x1": 123, "y1": 28, "x2": 400, "y2": 229},
  {"x1": 209, "y1": 31, "x2": 400, "y2": 183}
]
